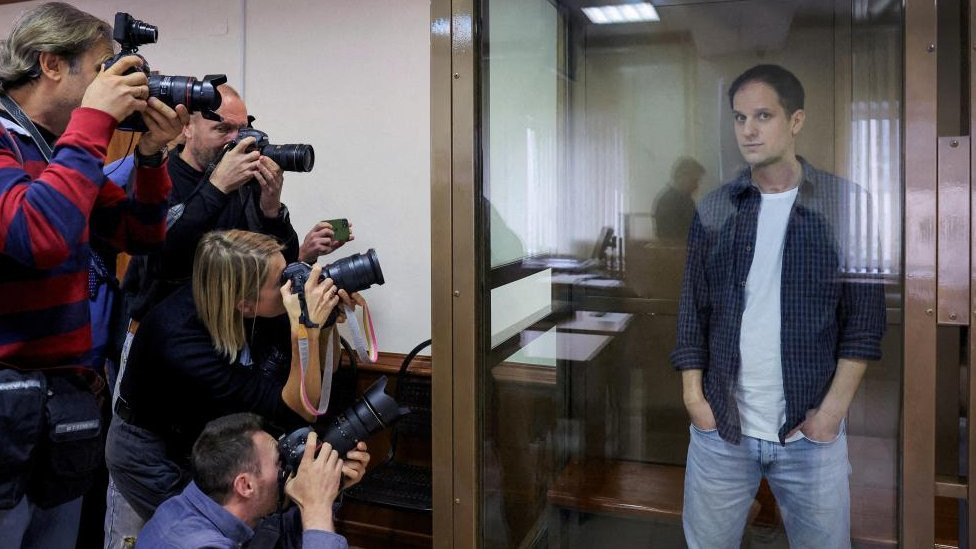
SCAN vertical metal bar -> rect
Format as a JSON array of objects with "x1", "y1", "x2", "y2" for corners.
[
  {"x1": 450, "y1": 0, "x2": 478, "y2": 547},
  {"x1": 430, "y1": 0, "x2": 456, "y2": 546},
  {"x1": 937, "y1": 136, "x2": 971, "y2": 325},
  {"x1": 969, "y1": 0, "x2": 976, "y2": 542},
  {"x1": 903, "y1": 0, "x2": 939, "y2": 546}
]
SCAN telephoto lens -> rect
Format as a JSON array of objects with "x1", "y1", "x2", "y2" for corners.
[
  {"x1": 259, "y1": 143, "x2": 315, "y2": 173},
  {"x1": 319, "y1": 376, "x2": 408, "y2": 454},
  {"x1": 281, "y1": 249, "x2": 385, "y2": 295},
  {"x1": 277, "y1": 377, "x2": 410, "y2": 480},
  {"x1": 230, "y1": 128, "x2": 315, "y2": 172},
  {"x1": 322, "y1": 249, "x2": 385, "y2": 294},
  {"x1": 148, "y1": 74, "x2": 224, "y2": 118}
]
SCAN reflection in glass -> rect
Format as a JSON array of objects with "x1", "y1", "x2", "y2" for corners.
[{"x1": 480, "y1": 1, "x2": 903, "y2": 547}]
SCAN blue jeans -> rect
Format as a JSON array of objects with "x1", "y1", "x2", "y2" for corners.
[
  {"x1": 0, "y1": 496, "x2": 82, "y2": 548},
  {"x1": 103, "y1": 475, "x2": 144, "y2": 549},
  {"x1": 683, "y1": 422, "x2": 851, "y2": 549}
]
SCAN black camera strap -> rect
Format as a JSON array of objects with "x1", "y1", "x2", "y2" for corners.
[{"x1": 0, "y1": 93, "x2": 53, "y2": 162}]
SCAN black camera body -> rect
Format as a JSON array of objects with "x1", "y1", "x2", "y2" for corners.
[
  {"x1": 278, "y1": 376, "x2": 409, "y2": 483},
  {"x1": 104, "y1": 13, "x2": 227, "y2": 132},
  {"x1": 227, "y1": 127, "x2": 315, "y2": 173},
  {"x1": 281, "y1": 249, "x2": 384, "y2": 328}
]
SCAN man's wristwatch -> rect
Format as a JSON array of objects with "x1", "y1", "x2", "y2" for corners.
[{"x1": 135, "y1": 146, "x2": 168, "y2": 168}]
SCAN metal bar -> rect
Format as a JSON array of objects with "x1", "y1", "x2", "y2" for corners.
[
  {"x1": 937, "y1": 136, "x2": 971, "y2": 325},
  {"x1": 969, "y1": 0, "x2": 976, "y2": 541},
  {"x1": 450, "y1": 0, "x2": 478, "y2": 547},
  {"x1": 430, "y1": 0, "x2": 455, "y2": 546},
  {"x1": 903, "y1": 0, "x2": 939, "y2": 545}
]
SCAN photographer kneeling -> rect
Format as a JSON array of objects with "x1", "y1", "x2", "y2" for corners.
[
  {"x1": 106, "y1": 230, "x2": 369, "y2": 532},
  {"x1": 138, "y1": 413, "x2": 348, "y2": 549}
]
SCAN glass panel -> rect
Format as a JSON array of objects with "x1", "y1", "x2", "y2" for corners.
[{"x1": 479, "y1": 1, "x2": 904, "y2": 547}]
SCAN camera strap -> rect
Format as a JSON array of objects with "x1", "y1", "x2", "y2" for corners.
[
  {"x1": 342, "y1": 302, "x2": 378, "y2": 363},
  {"x1": 296, "y1": 326, "x2": 334, "y2": 417},
  {"x1": 0, "y1": 93, "x2": 53, "y2": 162}
]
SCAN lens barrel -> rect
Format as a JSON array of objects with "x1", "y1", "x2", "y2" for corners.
[
  {"x1": 319, "y1": 377, "x2": 408, "y2": 454},
  {"x1": 148, "y1": 75, "x2": 222, "y2": 115},
  {"x1": 128, "y1": 19, "x2": 158, "y2": 45},
  {"x1": 278, "y1": 377, "x2": 410, "y2": 476},
  {"x1": 259, "y1": 144, "x2": 315, "y2": 172},
  {"x1": 322, "y1": 249, "x2": 385, "y2": 294}
]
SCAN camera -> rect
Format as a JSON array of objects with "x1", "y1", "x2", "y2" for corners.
[
  {"x1": 104, "y1": 13, "x2": 227, "y2": 132},
  {"x1": 227, "y1": 127, "x2": 315, "y2": 172},
  {"x1": 282, "y1": 249, "x2": 385, "y2": 296},
  {"x1": 281, "y1": 249, "x2": 384, "y2": 327},
  {"x1": 278, "y1": 376, "x2": 409, "y2": 481}
]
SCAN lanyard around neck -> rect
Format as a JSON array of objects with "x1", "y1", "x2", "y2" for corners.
[{"x1": 0, "y1": 93, "x2": 53, "y2": 162}]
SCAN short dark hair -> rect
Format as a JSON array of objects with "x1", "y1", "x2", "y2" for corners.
[
  {"x1": 191, "y1": 413, "x2": 265, "y2": 504},
  {"x1": 727, "y1": 64, "x2": 804, "y2": 115}
]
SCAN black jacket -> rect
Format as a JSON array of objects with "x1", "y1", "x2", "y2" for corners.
[
  {"x1": 121, "y1": 151, "x2": 300, "y2": 321},
  {"x1": 117, "y1": 285, "x2": 305, "y2": 457}
]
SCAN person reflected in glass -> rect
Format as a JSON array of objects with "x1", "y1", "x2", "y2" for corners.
[
  {"x1": 653, "y1": 156, "x2": 704, "y2": 241},
  {"x1": 671, "y1": 64, "x2": 885, "y2": 549}
]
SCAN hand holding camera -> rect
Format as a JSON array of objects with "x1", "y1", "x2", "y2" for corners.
[
  {"x1": 340, "y1": 441, "x2": 370, "y2": 490},
  {"x1": 334, "y1": 289, "x2": 366, "y2": 325},
  {"x1": 280, "y1": 264, "x2": 339, "y2": 331},
  {"x1": 210, "y1": 137, "x2": 261, "y2": 193},
  {"x1": 283, "y1": 431, "x2": 344, "y2": 532},
  {"x1": 256, "y1": 156, "x2": 285, "y2": 218},
  {"x1": 81, "y1": 55, "x2": 150, "y2": 122},
  {"x1": 137, "y1": 99, "x2": 189, "y2": 156}
]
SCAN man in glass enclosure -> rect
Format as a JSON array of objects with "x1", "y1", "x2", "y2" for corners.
[{"x1": 671, "y1": 64, "x2": 886, "y2": 548}]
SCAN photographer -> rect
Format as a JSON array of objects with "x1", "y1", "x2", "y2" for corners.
[
  {"x1": 137, "y1": 413, "x2": 348, "y2": 549},
  {"x1": 121, "y1": 83, "x2": 350, "y2": 326},
  {"x1": 0, "y1": 3, "x2": 185, "y2": 547},
  {"x1": 106, "y1": 230, "x2": 369, "y2": 543}
]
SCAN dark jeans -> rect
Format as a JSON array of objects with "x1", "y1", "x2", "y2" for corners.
[
  {"x1": 104, "y1": 415, "x2": 190, "y2": 522},
  {"x1": 0, "y1": 496, "x2": 82, "y2": 548}
]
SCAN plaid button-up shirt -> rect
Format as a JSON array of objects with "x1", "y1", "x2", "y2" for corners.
[{"x1": 670, "y1": 160, "x2": 886, "y2": 444}]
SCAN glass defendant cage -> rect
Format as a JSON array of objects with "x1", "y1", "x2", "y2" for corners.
[{"x1": 432, "y1": 0, "x2": 976, "y2": 546}]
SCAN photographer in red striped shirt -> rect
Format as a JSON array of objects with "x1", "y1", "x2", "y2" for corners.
[{"x1": 0, "y1": 3, "x2": 186, "y2": 547}]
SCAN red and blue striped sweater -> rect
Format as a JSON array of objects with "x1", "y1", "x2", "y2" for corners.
[{"x1": 0, "y1": 107, "x2": 171, "y2": 370}]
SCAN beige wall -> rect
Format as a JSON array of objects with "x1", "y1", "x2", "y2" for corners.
[{"x1": 0, "y1": 0, "x2": 432, "y2": 354}]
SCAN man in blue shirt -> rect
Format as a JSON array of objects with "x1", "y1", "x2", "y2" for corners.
[
  {"x1": 671, "y1": 65, "x2": 885, "y2": 549},
  {"x1": 137, "y1": 413, "x2": 348, "y2": 549}
]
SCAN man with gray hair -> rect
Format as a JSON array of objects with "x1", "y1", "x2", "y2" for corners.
[{"x1": 0, "y1": 3, "x2": 186, "y2": 547}]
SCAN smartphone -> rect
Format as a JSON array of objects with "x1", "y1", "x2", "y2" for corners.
[{"x1": 325, "y1": 218, "x2": 351, "y2": 243}]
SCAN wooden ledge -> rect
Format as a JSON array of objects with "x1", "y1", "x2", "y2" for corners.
[
  {"x1": 492, "y1": 361, "x2": 557, "y2": 386},
  {"x1": 356, "y1": 351, "x2": 431, "y2": 377},
  {"x1": 547, "y1": 460, "x2": 686, "y2": 520}
]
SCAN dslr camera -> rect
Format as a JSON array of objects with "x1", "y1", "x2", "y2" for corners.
[
  {"x1": 281, "y1": 249, "x2": 385, "y2": 328},
  {"x1": 104, "y1": 12, "x2": 226, "y2": 132},
  {"x1": 226, "y1": 126, "x2": 315, "y2": 173},
  {"x1": 278, "y1": 376, "x2": 409, "y2": 483}
]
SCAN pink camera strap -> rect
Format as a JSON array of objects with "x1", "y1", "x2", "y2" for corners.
[{"x1": 296, "y1": 300, "x2": 379, "y2": 417}]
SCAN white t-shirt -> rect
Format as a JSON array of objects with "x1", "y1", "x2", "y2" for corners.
[{"x1": 736, "y1": 186, "x2": 802, "y2": 442}]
